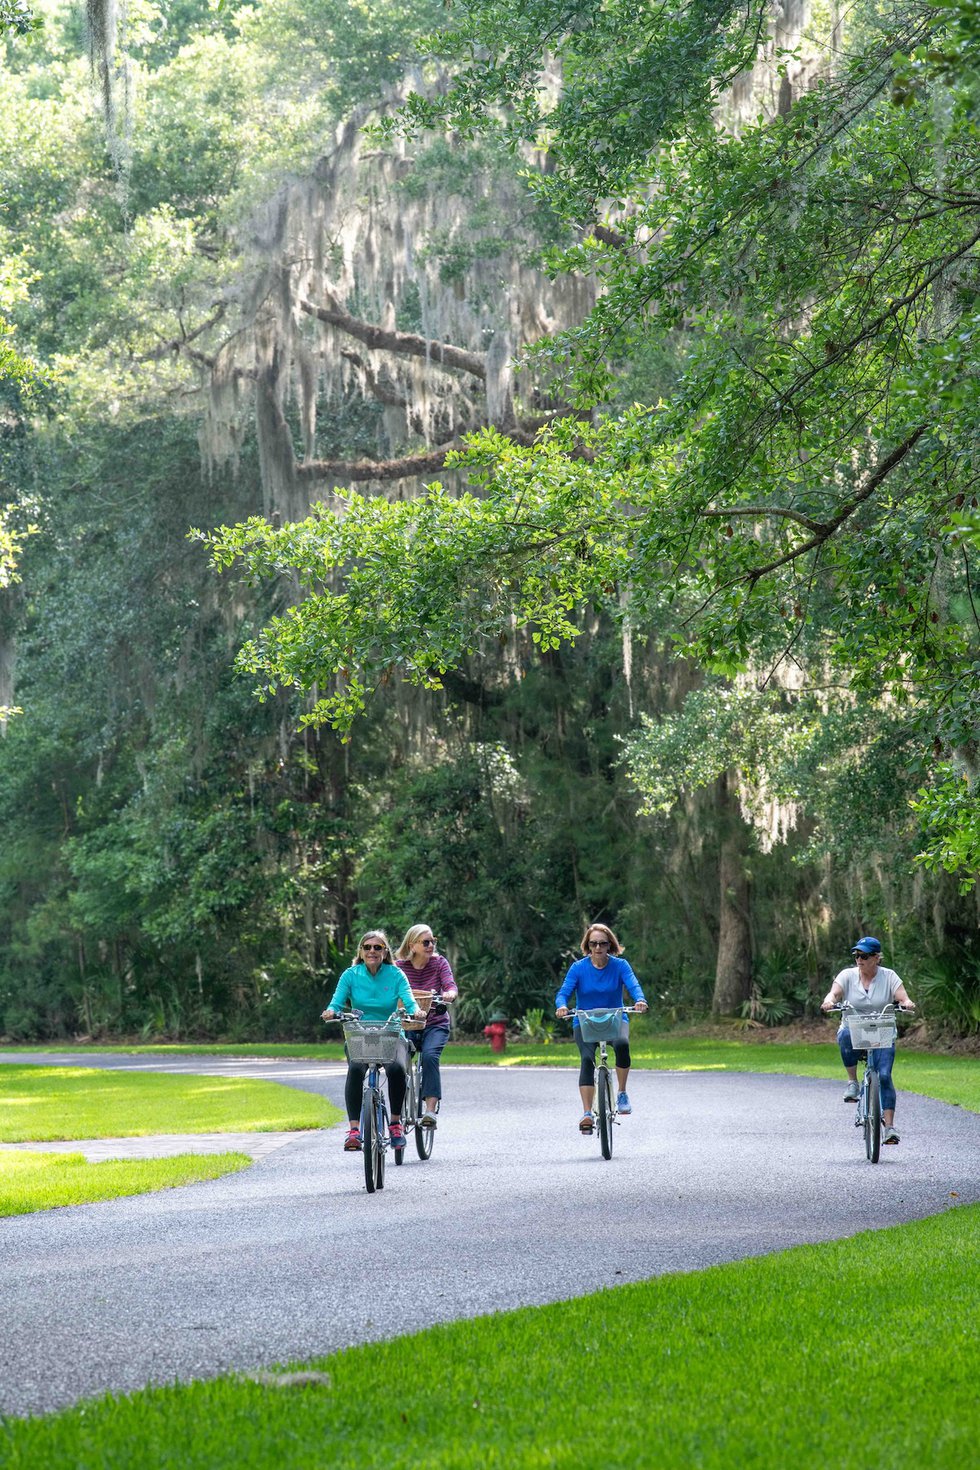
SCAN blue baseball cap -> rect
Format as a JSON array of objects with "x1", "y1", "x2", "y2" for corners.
[{"x1": 851, "y1": 936, "x2": 882, "y2": 955}]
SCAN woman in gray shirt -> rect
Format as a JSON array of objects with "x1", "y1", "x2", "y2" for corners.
[{"x1": 821, "y1": 936, "x2": 915, "y2": 1145}]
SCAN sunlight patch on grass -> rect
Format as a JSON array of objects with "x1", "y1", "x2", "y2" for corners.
[
  {"x1": 0, "y1": 1150, "x2": 251, "y2": 1216},
  {"x1": 0, "y1": 1066, "x2": 341, "y2": 1142}
]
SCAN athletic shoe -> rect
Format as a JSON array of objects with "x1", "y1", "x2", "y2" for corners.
[
  {"x1": 843, "y1": 1081, "x2": 860, "y2": 1102},
  {"x1": 617, "y1": 1091, "x2": 632, "y2": 1114},
  {"x1": 882, "y1": 1126, "x2": 900, "y2": 1145},
  {"x1": 389, "y1": 1122, "x2": 405, "y2": 1150},
  {"x1": 579, "y1": 1113, "x2": 594, "y2": 1133},
  {"x1": 343, "y1": 1127, "x2": 362, "y2": 1151},
  {"x1": 420, "y1": 1110, "x2": 438, "y2": 1129}
]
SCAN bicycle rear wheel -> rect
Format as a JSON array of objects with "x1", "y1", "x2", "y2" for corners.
[
  {"x1": 362, "y1": 1089, "x2": 378, "y2": 1193},
  {"x1": 597, "y1": 1065, "x2": 614, "y2": 1160},
  {"x1": 864, "y1": 1069, "x2": 881, "y2": 1163}
]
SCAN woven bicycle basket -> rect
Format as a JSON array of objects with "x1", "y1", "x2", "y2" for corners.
[
  {"x1": 847, "y1": 1015, "x2": 897, "y2": 1050},
  {"x1": 344, "y1": 1023, "x2": 402, "y2": 1064},
  {"x1": 577, "y1": 1009, "x2": 625, "y2": 1043}
]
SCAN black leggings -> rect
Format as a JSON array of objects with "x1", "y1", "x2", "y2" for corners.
[
  {"x1": 576, "y1": 1034, "x2": 631, "y2": 1087},
  {"x1": 345, "y1": 1062, "x2": 407, "y2": 1120}
]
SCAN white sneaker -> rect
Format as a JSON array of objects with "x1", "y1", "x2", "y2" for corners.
[
  {"x1": 843, "y1": 1081, "x2": 860, "y2": 1102},
  {"x1": 421, "y1": 1110, "x2": 438, "y2": 1129},
  {"x1": 882, "y1": 1126, "x2": 900, "y2": 1145}
]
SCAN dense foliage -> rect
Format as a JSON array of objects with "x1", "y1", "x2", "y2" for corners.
[{"x1": 0, "y1": 0, "x2": 977, "y2": 1040}]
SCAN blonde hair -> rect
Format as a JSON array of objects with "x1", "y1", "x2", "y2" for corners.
[
  {"x1": 357, "y1": 929, "x2": 393, "y2": 965},
  {"x1": 396, "y1": 924, "x2": 436, "y2": 961},
  {"x1": 580, "y1": 922, "x2": 622, "y2": 956}
]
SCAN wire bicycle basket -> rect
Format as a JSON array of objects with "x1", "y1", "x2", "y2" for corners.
[
  {"x1": 846, "y1": 1014, "x2": 897, "y2": 1050},
  {"x1": 577, "y1": 1008, "x2": 626, "y2": 1044},
  {"x1": 343, "y1": 1019, "x2": 403, "y2": 1064}
]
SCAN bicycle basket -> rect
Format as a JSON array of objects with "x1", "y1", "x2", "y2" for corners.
[
  {"x1": 847, "y1": 1015, "x2": 897, "y2": 1050},
  {"x1": 577, "y1": 1009, "x2": 625, "y2": 1043},
  {"x1": 344, "y1": 1022, "x2": 402, "y2": 1064}
]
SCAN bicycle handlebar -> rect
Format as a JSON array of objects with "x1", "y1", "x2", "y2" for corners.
[
  {"x1": 566, "y1": 1005, "x2": 646, "y2": 1016},
  {"x1": 322, "y1": 1009, "x2": 413, "y2": 1025},
  {"x1": 825, "y1": 1003, "x2": 915, "y2": 1016}
]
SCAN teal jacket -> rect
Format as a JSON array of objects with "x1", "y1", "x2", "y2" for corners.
[{"x1": 326, "y1": 962, "x2": 419, "y2": 1023}]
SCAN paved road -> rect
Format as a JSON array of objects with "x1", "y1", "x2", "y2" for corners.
[{"x1": 2, "y1": 1053, "x2": 979, "y2": 1417}]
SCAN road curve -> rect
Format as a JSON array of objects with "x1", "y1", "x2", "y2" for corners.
[{"x1": 1, "y1": 1053, "x2": 978, "y2": 1417}]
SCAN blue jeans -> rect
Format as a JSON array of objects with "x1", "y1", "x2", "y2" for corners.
[
  {"x1": 409, "y1": 1023, "x2": 449, "y2": 1101},
  {"x1": 838, "y1": 1028, "x2": 897, "y2": 1112}
]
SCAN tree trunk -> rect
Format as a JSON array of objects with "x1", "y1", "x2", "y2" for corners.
[{"x1": 712, "y1": 770, "x2": 753, "y2": 1015}]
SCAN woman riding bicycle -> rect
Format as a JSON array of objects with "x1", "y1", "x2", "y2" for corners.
[
  {"x1": 322, "y1": 929, "x2": 421, "y2": 1154},
  {"x1": 820, "y1": 936, "x2": 915, "y2": 1145},
  {"x1": 394, "y1": 923, "x2": 458, "y2": 1129},
  {"x1": 555, "y1": 922, "x2": 648, "y2": 1134}
]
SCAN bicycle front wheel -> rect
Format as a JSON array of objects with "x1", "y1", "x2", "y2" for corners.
[
  {"x1": 405, "y1": 1054, "x2": 432, "y2": 1159},
  {"x1": 597, "y1": 1066, "x2": 614, "y2": 1160},
  {"x1": 415, "y1": 1117, "x2": 434, "y2": 1160},
  {"x1": 362, "y1": 1090, "x2": 378, "y2": 1193},
  {"x1": 864, "y1": 1069, "x2": 881, "y2": 1163},
  {"x1": 375, "y1": 1094, "x2": 387, "y2": 1190}
]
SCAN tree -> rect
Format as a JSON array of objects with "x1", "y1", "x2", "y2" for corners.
[{"x1": 205, "y1": 0, "x2": 980, "y2": 915}]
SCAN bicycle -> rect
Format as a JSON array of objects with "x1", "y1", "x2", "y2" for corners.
[
  {"x1": 571, "y1": 1006, "x2": 642, "y2": 1160},
  {"x1": 828, "y1": 1003, "x2": 910, "y2": 1163},
  {"x1": 329, "y1": 1010, "x2": 406, "y2": 1193}
]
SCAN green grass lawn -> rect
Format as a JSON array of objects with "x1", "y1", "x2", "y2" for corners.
[
  {"x1": 14, "y1": 1033, "x2": 971, "y2": 1105},
  {"x1": 0, "y1": 1035, "x2": 976, "y2": 1463},
  {"x1": 1, "y1": 1203, "x2": 976, "y2": 1468},
  {"x1": 0, "y1": 1149, "x2": 251, "y2": 1216},
  {"x1": 0, "y1": 1065, "x2": 342, "y2": 1217}
]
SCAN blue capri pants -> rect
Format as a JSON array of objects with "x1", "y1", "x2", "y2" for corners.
[
  {"x1": 838, "y1": 1027, "x2": 897, "y2": 1112},
  {"x1": 408, "y1": 1023, "x2": 450, "y2": 1100}
]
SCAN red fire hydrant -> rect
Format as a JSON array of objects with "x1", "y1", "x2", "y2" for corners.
[{"x1": 483, "y1": 1014, "x2": 508, "y2": 1052}]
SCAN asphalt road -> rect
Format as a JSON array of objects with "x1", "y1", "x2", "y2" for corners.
[{"x1": 2, "y1": 1053, "x2": 979, "y2": 1417}]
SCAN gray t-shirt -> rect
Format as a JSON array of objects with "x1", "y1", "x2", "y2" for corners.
[{"x1": 833, "y1": 964, "x2": 903, "y2": 1015}]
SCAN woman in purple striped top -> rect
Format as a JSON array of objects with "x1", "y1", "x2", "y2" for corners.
[{"x1": 395, "y1": 923, "x2": 458, "y2": 1128}]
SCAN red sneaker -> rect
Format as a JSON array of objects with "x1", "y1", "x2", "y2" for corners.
[
  {"x1": 344, "y1": 1127, "x2": 362, "y2": 1151},
  {"x1": 389, "y1": 1122, "x2": 405, "y2": 1150}
]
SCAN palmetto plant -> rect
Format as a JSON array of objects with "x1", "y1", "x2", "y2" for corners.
[
  {"x1": 915, "y1": 950, "x2": 980, "y2": 1035},
  {"x1": 740, "y1": 947, "x2": 812, "y2": 1027},
  {"x1": 518, "y1": 1007, "x2": 555, "y2": 1044}
]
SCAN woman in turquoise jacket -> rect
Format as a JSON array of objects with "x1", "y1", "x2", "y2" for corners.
[{"x1": 323, "y1": 929, "x2": 420, "y2": 1153}]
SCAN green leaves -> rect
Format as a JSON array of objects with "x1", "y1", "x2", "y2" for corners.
[
  {"x1": 912, "y1": 765, "x2": 980, "y2": 892},
  {"x1": 0, "y1": 1, "x2": 40, "y2": 38}
]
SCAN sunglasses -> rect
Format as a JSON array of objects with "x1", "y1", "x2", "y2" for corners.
[
  {"x1": 362, "y1": 943, "x2": 385, "y2": 953},
  {"x1": 853, "y1": 952, "x2": 878, "y2": 960},
  {"x1": 419, "y1": 938, "x2": 436, "y2": 948},
  {"x1": 588, "y1": 940, "x2": 610, "y2": 949}
]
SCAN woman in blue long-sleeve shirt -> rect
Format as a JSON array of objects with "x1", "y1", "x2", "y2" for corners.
[{"x1": 555, "y1": 922, "x2": 647, "y2": 1133}]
